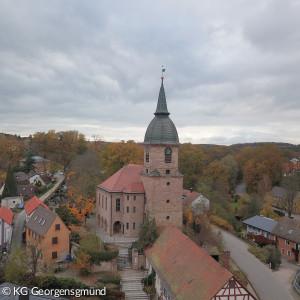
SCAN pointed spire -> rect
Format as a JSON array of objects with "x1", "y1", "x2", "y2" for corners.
[{"x1": 154, "y1": 76, "x2": 170, "y2": 116}]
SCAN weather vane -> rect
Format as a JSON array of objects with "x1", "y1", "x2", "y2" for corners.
[{"x1": 161, "y1": 65, "x2": 166, "y2": 79}]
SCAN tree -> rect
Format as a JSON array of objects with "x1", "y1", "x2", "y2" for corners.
[
  {"x1": 99, "y1": 141, "x2": 143, "y2": 177},
  {"x1": 204, "y1": 161, "x2": 229, "y2": 194},
  {"x1": 1, "y1": 165, "x2": 17, "y2": 199},
  {"x1": 72, "y1": 251, "x2": 93, "y2": 275},
  {"x1": 55, "y1": 205, "x2": 80, "y2": 226},
  {"x1": 220, "y1": 154, "x2": 239, "y2": 191},
  {"x1": 22, "y1": 151, "x2": 36, "y2": 174},
  {"x1": 281, "y1": 171, "x2": 300, "y2": 217},
  {"x1": 133, "y1": 212, "x2": 158, "y2": 252},
  {"x1": 179, "y1": 143, "x2": 208, "y2": 189},
  {"x1": 265, "y1": 245, "x2": 281, "y2": 269}
]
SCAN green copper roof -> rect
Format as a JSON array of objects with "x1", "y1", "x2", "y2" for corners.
[
  {"x1": 144, "y1": 79, "x2": 179, "y2": 145},
  {"x1": 155, "y1": 79, "x2": 170, "y2": 115}
]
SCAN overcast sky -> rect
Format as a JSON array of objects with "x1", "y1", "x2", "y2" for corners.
[{"x1": 1, "y1": 0, "x2": 300, "y2": 145}]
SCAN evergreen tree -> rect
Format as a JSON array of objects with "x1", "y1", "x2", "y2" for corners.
[
  {"x1": 133, "y1": 212, "x2": 158, "y2": 251},
  {"x1": 1, "y1": 165, "x2": 18, "y2": 199},
  {"x1": 22, "y1": 151, "x2": 35, "y2": 174}
]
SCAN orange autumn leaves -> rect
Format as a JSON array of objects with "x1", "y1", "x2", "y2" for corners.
[{"x1": 67, "y1": 171, "x2": 95, "y2": 221}]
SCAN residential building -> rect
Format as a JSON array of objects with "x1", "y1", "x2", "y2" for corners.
[
  {"x1": 25, "y1": 206, "x2": 70, "y2": 262},
  {"x1": 242, "y1": 215, "x2": 277, "y2": 245},
  {"x1": 24, "y1": 196, "x2": 49, "y2": 222},
  {"x1": 96, "y1": 77, "x2": 183, "y2": 237},
  {"x1": 271, "y1": 217, "x2": 300, "y2": 263},
  {"x1": 18, "y1": 185, "x2": 38, "y2": 200},
  {"x1": 0, "y1": 206, "x2": 13, "y2": 250},
  {"x1": 1, "y1": 196, "x2": 23, "y2": 210},
  {"x1": 19, "y1": 155, "x2": 50, "y2": 173},
  {"x1": 144, "y1": 224, "x2": 256, "y2": 300},
  {"x1": 270, "y1": 186, "x2": 300, "y2": 213},
  {"x1": 183, "y1": 190, "x2": 210, "y2": 214}
]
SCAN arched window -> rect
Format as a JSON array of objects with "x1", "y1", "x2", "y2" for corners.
[
  {"x1": 165, "y1": 148, "x2": 172, "y2": 163},
  {"x1": 146, "y1": 148, "x2": 149, "y2": 162}
]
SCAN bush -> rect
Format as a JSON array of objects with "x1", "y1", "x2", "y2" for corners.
[
  {"x1": 265, "y1": 245, "x2": 281, "y2": 269},
  {"x1": 210, "y1": 215, "x2": 234, "y2": 231},
  {"x1": 86, "y1": 248, "x2": 119, "y2": 264}
]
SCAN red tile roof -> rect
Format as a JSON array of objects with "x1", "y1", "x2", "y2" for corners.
[
  {"x1": 98, "y1": 164, "x2": 144, "y2": 193},
  {"x1": 145, "y1": 224, "x2": 232, "y2": 300},
  {"x1": 0, "y1": 206, "x2": 13, "y2": 225},
  {"x1": 24, "y1": 196, "x2": 49, "y2": 216}
]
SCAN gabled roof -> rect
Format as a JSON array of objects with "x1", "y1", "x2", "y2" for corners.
[
  {"x1": 270, "y1": 186, "x2": 300, "y2": 199},
  {"x1": 272, "y1": 217, "x2": 300, "y2": 244},
  {"x1": 242, "y1": 215, "x2": 277, "y2": 233},
  {"x1": 144, "y1": 224, "x2": 232, "y2": 300},
  {"x1": 98, "y1": 164, "x2": 144, "y2": 193},
  {"x1": 17, "y1": 185, "x2": 38, "y2": 196},
  {"x1": 0, "y1": 206, "x2": 13, "y2": 225},
  {"x1": 183, "y1": 191, "x2": 202, "y2": 206},
  {"x1": 24, "y1": 196, "x2": 49, "y2": 216},
  {"x1": 26, "y1": 206, "x2": 57, "y2": 236}
]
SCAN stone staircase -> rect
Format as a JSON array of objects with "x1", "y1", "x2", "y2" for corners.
[{"x1": 120, "y1": 269, "x2": 149, "y2": 300}]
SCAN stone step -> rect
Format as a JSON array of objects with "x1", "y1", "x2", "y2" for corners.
[
  {"x1": 122, "y1": 286, "x2": 143, "y2": 291},
  {"x1": 121, "y1": 277, "x2": 144, "y2": 281}
]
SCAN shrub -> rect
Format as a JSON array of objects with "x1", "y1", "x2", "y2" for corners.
[
  {"x1": 210, "y1": 215, "x2": 234, "y2": 231},
  {"x1": 264, "y1": 245, "x2": 281, "y2": 269},
  {"x1": 86, "y1": 248, "x2": 119, "y2": 264}
]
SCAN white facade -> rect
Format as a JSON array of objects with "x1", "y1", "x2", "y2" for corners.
[
  {"x1": 0, "y1": 219, "x2": 12, "y2": 249},
  {"x1": 1, "y1": 196, "x2": 23, "y2": 210}
]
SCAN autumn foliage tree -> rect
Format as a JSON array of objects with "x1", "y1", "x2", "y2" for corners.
[
  {"x1": 179, "y1": 143, "x2": 208, "y2": 189},
  {"x1": 99, "y1": 141, "x2": 143, "y2": 177}
]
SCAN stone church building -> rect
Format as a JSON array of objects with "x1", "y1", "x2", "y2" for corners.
[{"x1": 96, "y1": 77, "x2": 183, "y2": 237}]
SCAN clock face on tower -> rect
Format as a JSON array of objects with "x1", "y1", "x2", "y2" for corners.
[{"x1": 165, "y1": 148, "x2": 172, "y2": 155}]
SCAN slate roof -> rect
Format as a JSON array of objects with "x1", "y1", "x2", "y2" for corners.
[
  {"x1": 0, "y1": 206, "x2": 13, "y2": 225},
  {"x1": 18, "y1": 185, "x2": 38, "y2": 196},
  {"x1": 98, "y1": 164, "x2": 144, "y2": 193},
  {"x1": 270, "y1": 186, "x2": 300, "y2": 200},
  {"x1": 20, "y1": 156, "x2": 49, "y2": 163},
  {"x1": 272, "y1": 217, "x2": 300, "y2": 244},
  {"x1": 15, "y1": 171, "x2": 35, "y2": 181},
  {"x1": 242, "y1": 215, "x2": 277, "y2": 233},
  {"x1": 26, "y1": 206, "x2": 57, "y2": 237},
  {"x1": 144, "y1": 79, "x2": 179, "y2": 145},
  {"x1": 24, "y1": 196, "x2": 49, "y2": 216},
  {"x1": 144, "y1": 224, "x2": 232, "y2": 300}
]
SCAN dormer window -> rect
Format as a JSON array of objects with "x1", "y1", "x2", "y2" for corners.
[
  {"x1": 146, "y1": 148, "x2": 149, "y2": 162},
  {"x1": 165, "y1": 148, "x2": 172, "y2": 163}
]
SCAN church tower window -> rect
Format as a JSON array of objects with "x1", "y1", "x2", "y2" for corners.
[
  {"x1": 146, "y1": 148, "x2": 150, "y2": 162},
  {"x1": 165, "y1": 148, "x2": 172, "y2": 163}
]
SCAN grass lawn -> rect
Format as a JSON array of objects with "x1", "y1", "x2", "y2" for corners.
[
  {"x1": 80, "y1": 233, "x2": 104, "y2": 250},
  {"x1": 230, "y1": 202, "x2": 239, "y2": 210}
]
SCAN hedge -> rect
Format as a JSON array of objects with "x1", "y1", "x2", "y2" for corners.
[{"x1": 85, "y1": 248, "x2": 119, "y2": 264}]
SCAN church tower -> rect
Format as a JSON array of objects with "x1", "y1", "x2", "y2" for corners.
[{"x1": 141, "y1": 76, "x2": 183, "y2": 229}]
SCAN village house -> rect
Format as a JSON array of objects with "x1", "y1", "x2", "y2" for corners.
[
  {"x1": 270, "y1": 186, "x2": 300, "y2": 213},
  {"x1": 24, "y1": 196, "x2": 49, "y2": 222},
  {"x1": 19, "y1": 155, "x2": 50, "y2": 172},
  {"x1": 0, "y1": 206, "x2": 13, "y2": 251},
  {"x1": 1, "y1": 196, "x2": 23, "y2": 210},
  {"x1": 18, "y1": 185, "x2": 39, "y2": 200},
  {"x1": 271, "y1": 217, "x2": 300, "y2": 263},
  {"x1": 25, "y1": 206, "x2": 70, "y2": 262},
  {"x1": 144, "y1": 224, "x2": 256, "y2": 300},
  {"x1": 183, "y1": 189, "x2": 210, "y2": 214},
  {"x1": 242, "y1": 215, "x2": 277, "y2": 245},
  {"x1": 96, "y1": 77, "x2": 183, "y2": 237}
]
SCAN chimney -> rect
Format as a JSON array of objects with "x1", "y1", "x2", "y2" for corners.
[{"x1": 222, "y1": 251, "x2": 230, "y2": 270}]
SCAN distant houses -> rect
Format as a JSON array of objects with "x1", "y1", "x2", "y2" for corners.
[
  {"x1": 270, "y1": 186, "x2": 300, "y2": 213},
  {"x1": 19, "y1": 155, "x2": 50, "y2": 174}
]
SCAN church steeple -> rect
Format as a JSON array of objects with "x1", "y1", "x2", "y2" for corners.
[{"x1": 154, "y1": 78, "x2": 170, "y2": 116}]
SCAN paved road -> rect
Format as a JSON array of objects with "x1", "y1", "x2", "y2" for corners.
[
  {"x1": 11, "y1": 210, "x2": 25, "y2": 252},
  {"x1": 235, "y1": 182, "x2": 247, "y2": 196},
  {"x1": 221, "y1": 230, "x2": 295, "y2": 300}
]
